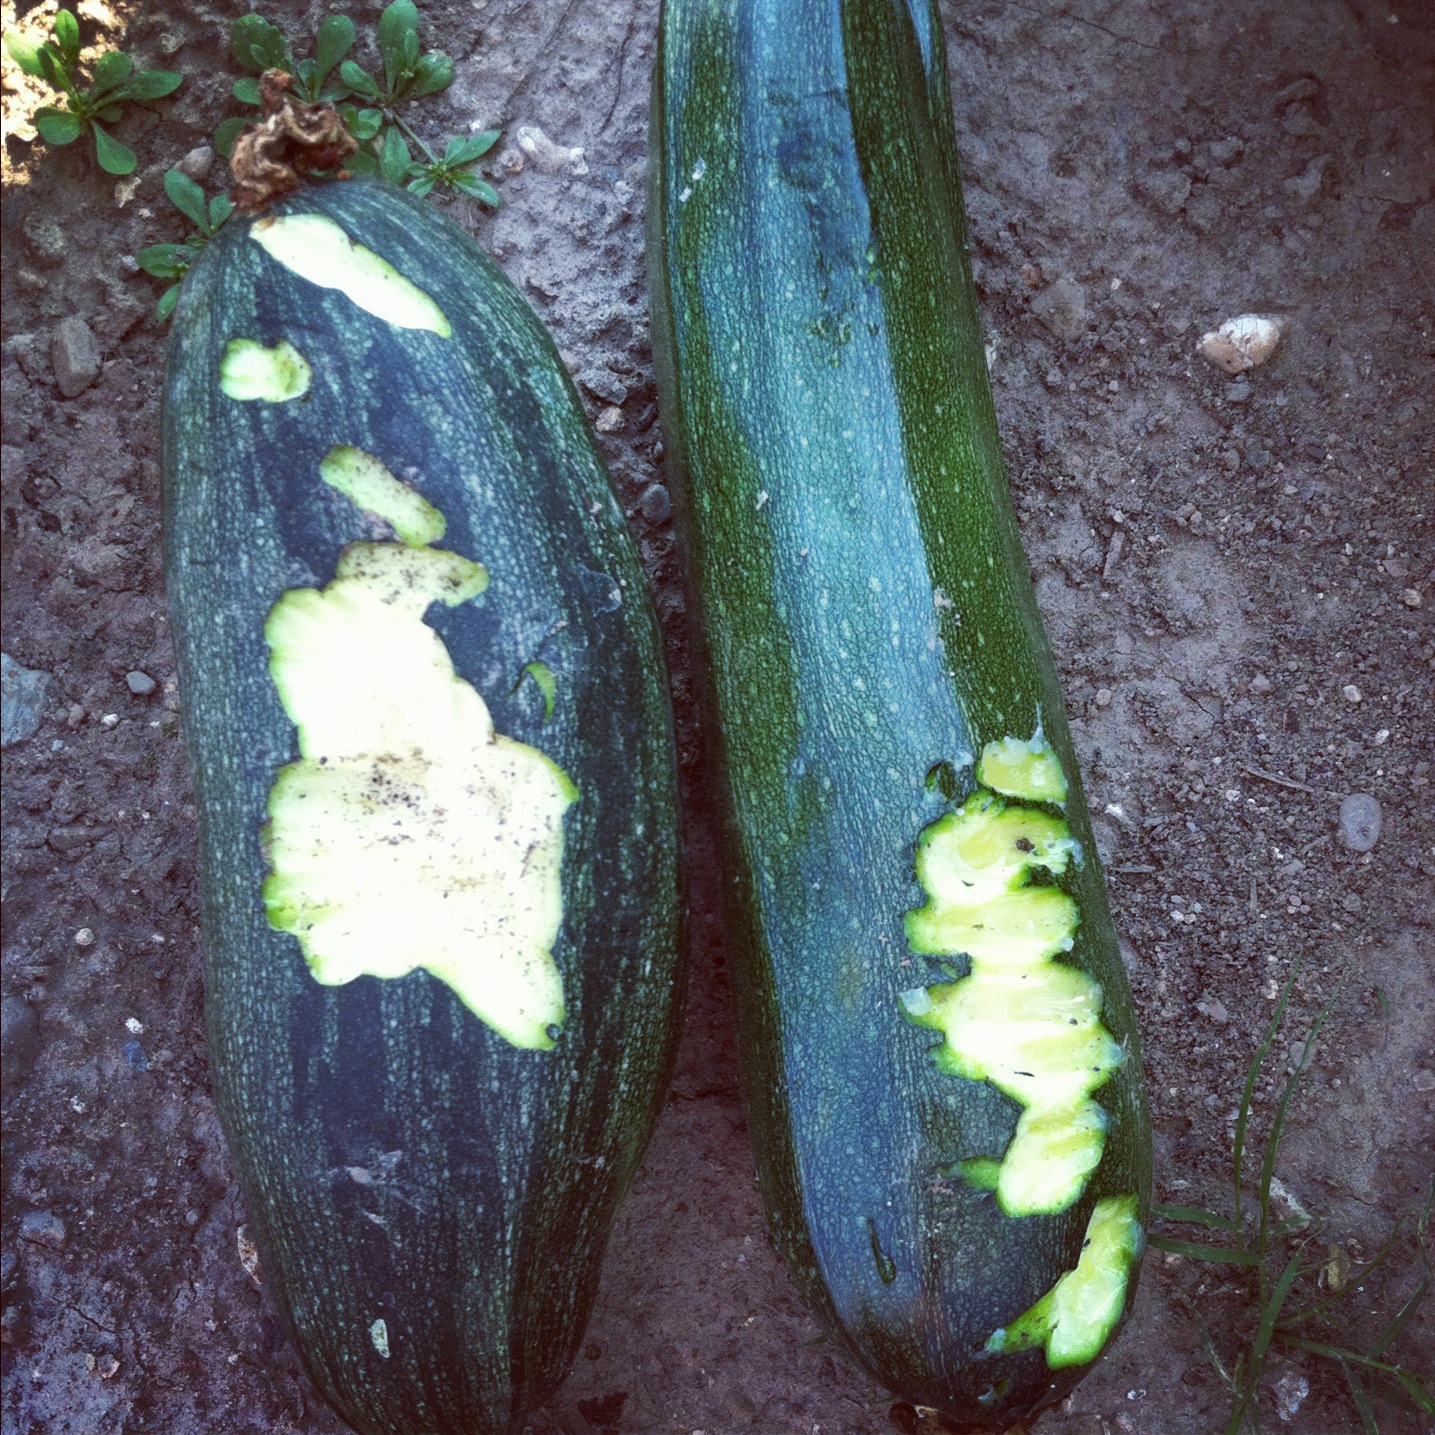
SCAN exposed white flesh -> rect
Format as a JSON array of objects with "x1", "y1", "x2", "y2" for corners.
[
  {"x1": 250, "y1": 213, "x2": 452, "y2": 337},
  {"x1": 984, "y1": 1194, "x2": 1143, "y2": 1368},
  {"x1": 263, "y1": 540, "x2": 575, "y2": 1049},
  {"x1": 905, "y1": 742, "x2": 1121, "y2": 1215},
  {"x1": 219, "y1": 338, "x2": 312, "y2": 402}
]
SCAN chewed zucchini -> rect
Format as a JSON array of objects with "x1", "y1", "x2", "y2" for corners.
[
  {"x1": 164, "y1": 178, "x2": 682, "y2": 1435},
  {"x1": 648, "y1": 0, "x2": 1151, "y2": 1426}
]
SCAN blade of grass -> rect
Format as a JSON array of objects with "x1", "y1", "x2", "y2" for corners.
[
  {"x1": 1393, "y1": 1370, "x2": 1435, "y2": 1416},
  {"x1": 1235, "y1": 966, "x2": 1298, "y2": 1239},
  {"x1": 1148, "y1": 1235, "x2": 1263, "y2": 1266},
  {"x1": 1367, "y1": 1271, "x2": 1428, "y2": 1359},
  {"x1": 1341, "y1": 1360, "x2": 1381, "y2": 1435},
  {"x1": 1178, "y1": 1295, "x2": 1238, "y2": 1394},
  {"x1": 1255, "y1": 987, "x2": 1341, "y2": 1296},
  {"x1": 1280, "y1": 1336, "x2": 1428, "y2": 1381},
  {"x1": 1253, "y1": 1252, "x2": 1307, "y2": 1366},
  {"x1": 1223, "y1": 1348, "x2": 1256, "y2": 1435},
  {"x1": 1154, "y1": 1203, "x2": 1240, "y2": 1231}
]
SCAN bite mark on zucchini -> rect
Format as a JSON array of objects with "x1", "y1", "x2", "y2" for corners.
[
  {"x1": 318, "y1": 445, "x2": 446, "y2": 548},
  {"x1": 369, "y1": 1318, "x2": 390, "y2": 1359},
  {"x1": 984, "y1": 1194, "x2": 1142, "y2": 1368},
  {"x1": 261, "y1": 476, "x2": 577, "y2": 1050},
  {"x1": 250, "y1": 213, "x2": 452, "y2": 337},
  {"x1": 219, "y1": 339, "x2": 312, "y2": 403},
  {"x1": 903, "y1": 755, "x2": 1122, "y2": 1217},
  {"x1": 977, "y1": 733, "x2": 1068, "y2": 805}
]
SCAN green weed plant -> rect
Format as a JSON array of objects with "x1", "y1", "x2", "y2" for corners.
[
  {"x1": 218, "y1": 2, "x2": 499, "y2": 205},
  {"x1": 1151, "y1": 969, "x2": 1433, "y2": 1432},
  {"x1": 3, "y1": 8, "x2": 181, "y2": 175}
]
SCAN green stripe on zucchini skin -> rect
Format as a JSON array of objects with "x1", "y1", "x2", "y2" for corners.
[
  {"x1": 649, "y1": 0, "x2": 1150, "y2": 1427},
  {"x1": 165, "y1": 178, "x2": 682, "y2": 1435}
]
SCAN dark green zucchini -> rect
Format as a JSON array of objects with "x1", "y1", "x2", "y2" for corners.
[
  {"x1": 164, "y1": 177, "x2": 682, "y2": 1435},
  {"x1": 648, "y1": 0, "x2": 1151, "y2": 1426}
]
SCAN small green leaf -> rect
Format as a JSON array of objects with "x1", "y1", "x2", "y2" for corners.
[
  {"x1": 339, "y1": 60, "x2": 379, "y2": 99},
  {"x1": 89, "y1": 49, "x2": 134, "y2": 96},
  {"x1": 53, "y1": 9, "x2": 80, "y2": 65},
  {"x1": 96, "y1": 104, "x2": 123, "y2": 123},
  {"x1": 1146, "y1": 1235, "x2": 1262, "y2": 1266},
  {"x1": 449, "y1": 172, "x2": 498, "y2": 203},
  {"x1": 90, "y1": 121, "x2": 136, "y2": 175},
  {"x1": 406, "y1": 172, "x2": 437, "y2": 197},
  {"x1": 408, "y1": 51, "x2": 454, "y2": 98},
  {"x1": 294, "y1": 56, "x2": 317, "y2": 95},
  {"x1": 156, "y1": 284, "x2": 181, "y2": 323},
  {"x1": 350, "y1": 107, "x2": 383, "y2": 140},
  {"x1": 119, "y1": 67, "x2": 183, "y2": 101},
  {"x1": 214, "y1": 115, "x2": 250, "y2": 158},
  {"x1": 377, "y1": 0, "x2": 420, "y2": 90},
  {"x1": 1152, "y1": 1204, "x2": 1241, "y2": 1231},
  {"x1": 34, "y1": 107, "x2": 83, "y2": 145},
  {"x1": 231, "y1": 14, "x2": 288, "y2": 73},
  {"x1": 314, "y1": 14, "x2": 356, "y2": 85},
  {"x1": 232, "y1": 75, "x2": 262, "y2": 106},
  {"x1": 209, "y1": 194, "x2": 234, "y2": 230},
  {"x1": 3, "y1": 30, "x2": 48, "y2": 78},
  {"x1": 36, "y1": 41, "x2": 68, "y2": 91},
  {"x1": 345, "y1": 149, "x2": 379, "y2": 176},
  {"x1": 442, "y1": 129, "x2": 498, "y2": 166},
  {"x1": 379, "y1": 123, "x2": 411, "y2": 184},
  {"x1": 164, "y1": 168, "x2": 209, "y2": 229},
  {"x1": 466, "y1": 176, "x2": 501, "y2": 208},
  {"x1": 520, "y1": 662, "x2": 557, "y2": 721},
  {"x1": 135, "y1": 243, "x2": 193, "y2": 279}
]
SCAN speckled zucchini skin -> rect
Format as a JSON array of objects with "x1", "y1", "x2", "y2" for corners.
[
  {"x1": 648, "y1": 1, "x2": 1151, "y2": 1426},
  {"x1": 163, "y1": 179, "x2": 683, "y2": 1435}
]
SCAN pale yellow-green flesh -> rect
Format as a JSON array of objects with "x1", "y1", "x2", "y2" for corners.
[
  {"x1": 250, "y1": 213, "x2": 452, "y2": 337},
  {"x1": 905, "y1": 773, "x2": 1123, "y2": 1216},
  {"x1": 977, "y1": 734, "x2": 1069, "y2": 804},
  {"x1": 984, "y1": 1195, "x2": 1143, "y2": 1368},
  {"x1": 219, "y1": 338, "x2": 312, "y2": 402},
  {"x1": 319, "y1": 445, "x2": 447, "y2": 548},
  {"x1": 262, "y1": 539, "x2": 574, "y2": 1050}
]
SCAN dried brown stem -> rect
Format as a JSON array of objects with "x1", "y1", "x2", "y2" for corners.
[{"x1": 230, "y1": 70, "x2": 358, "y2": 214}]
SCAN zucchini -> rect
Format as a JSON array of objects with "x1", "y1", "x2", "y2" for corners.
[
  {"x1": 164, "y1": 177, "x2": 682, "y2": 1435},
  {"x1": 648, "y1": 0, "x2": 1152, "y2": 1425}
]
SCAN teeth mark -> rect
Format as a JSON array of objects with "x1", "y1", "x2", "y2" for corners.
[
  {"x1": 902, "y1": 748, "x2": 1120, "y2": 1218},
  {"x1": 251, "y1": 213, "x2": 451, "y2": 336},
  {"x1": 219, "y1": 338, "x2": 312, "y2": 403},
  {"x1": 983, "y1": 1195, "x2": 1143, "y2": 1369}
]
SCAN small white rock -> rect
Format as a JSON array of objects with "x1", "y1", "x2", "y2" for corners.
[
  {"x1": 1341, "y1": 683, "x2": 1362, "y2": 703},
  {"x1": 177, "y1": 145, "x2": 214, "y2": 182},
  {"x1": 514, "y1": 125, "x2": 588, "y2": 176},
  {"x1": 1338, "y1": 793, "x2": 1382, "y2": 852},
  {"x1": 1198, "y1": 314, "x2": 1285, "y2": 375}
]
